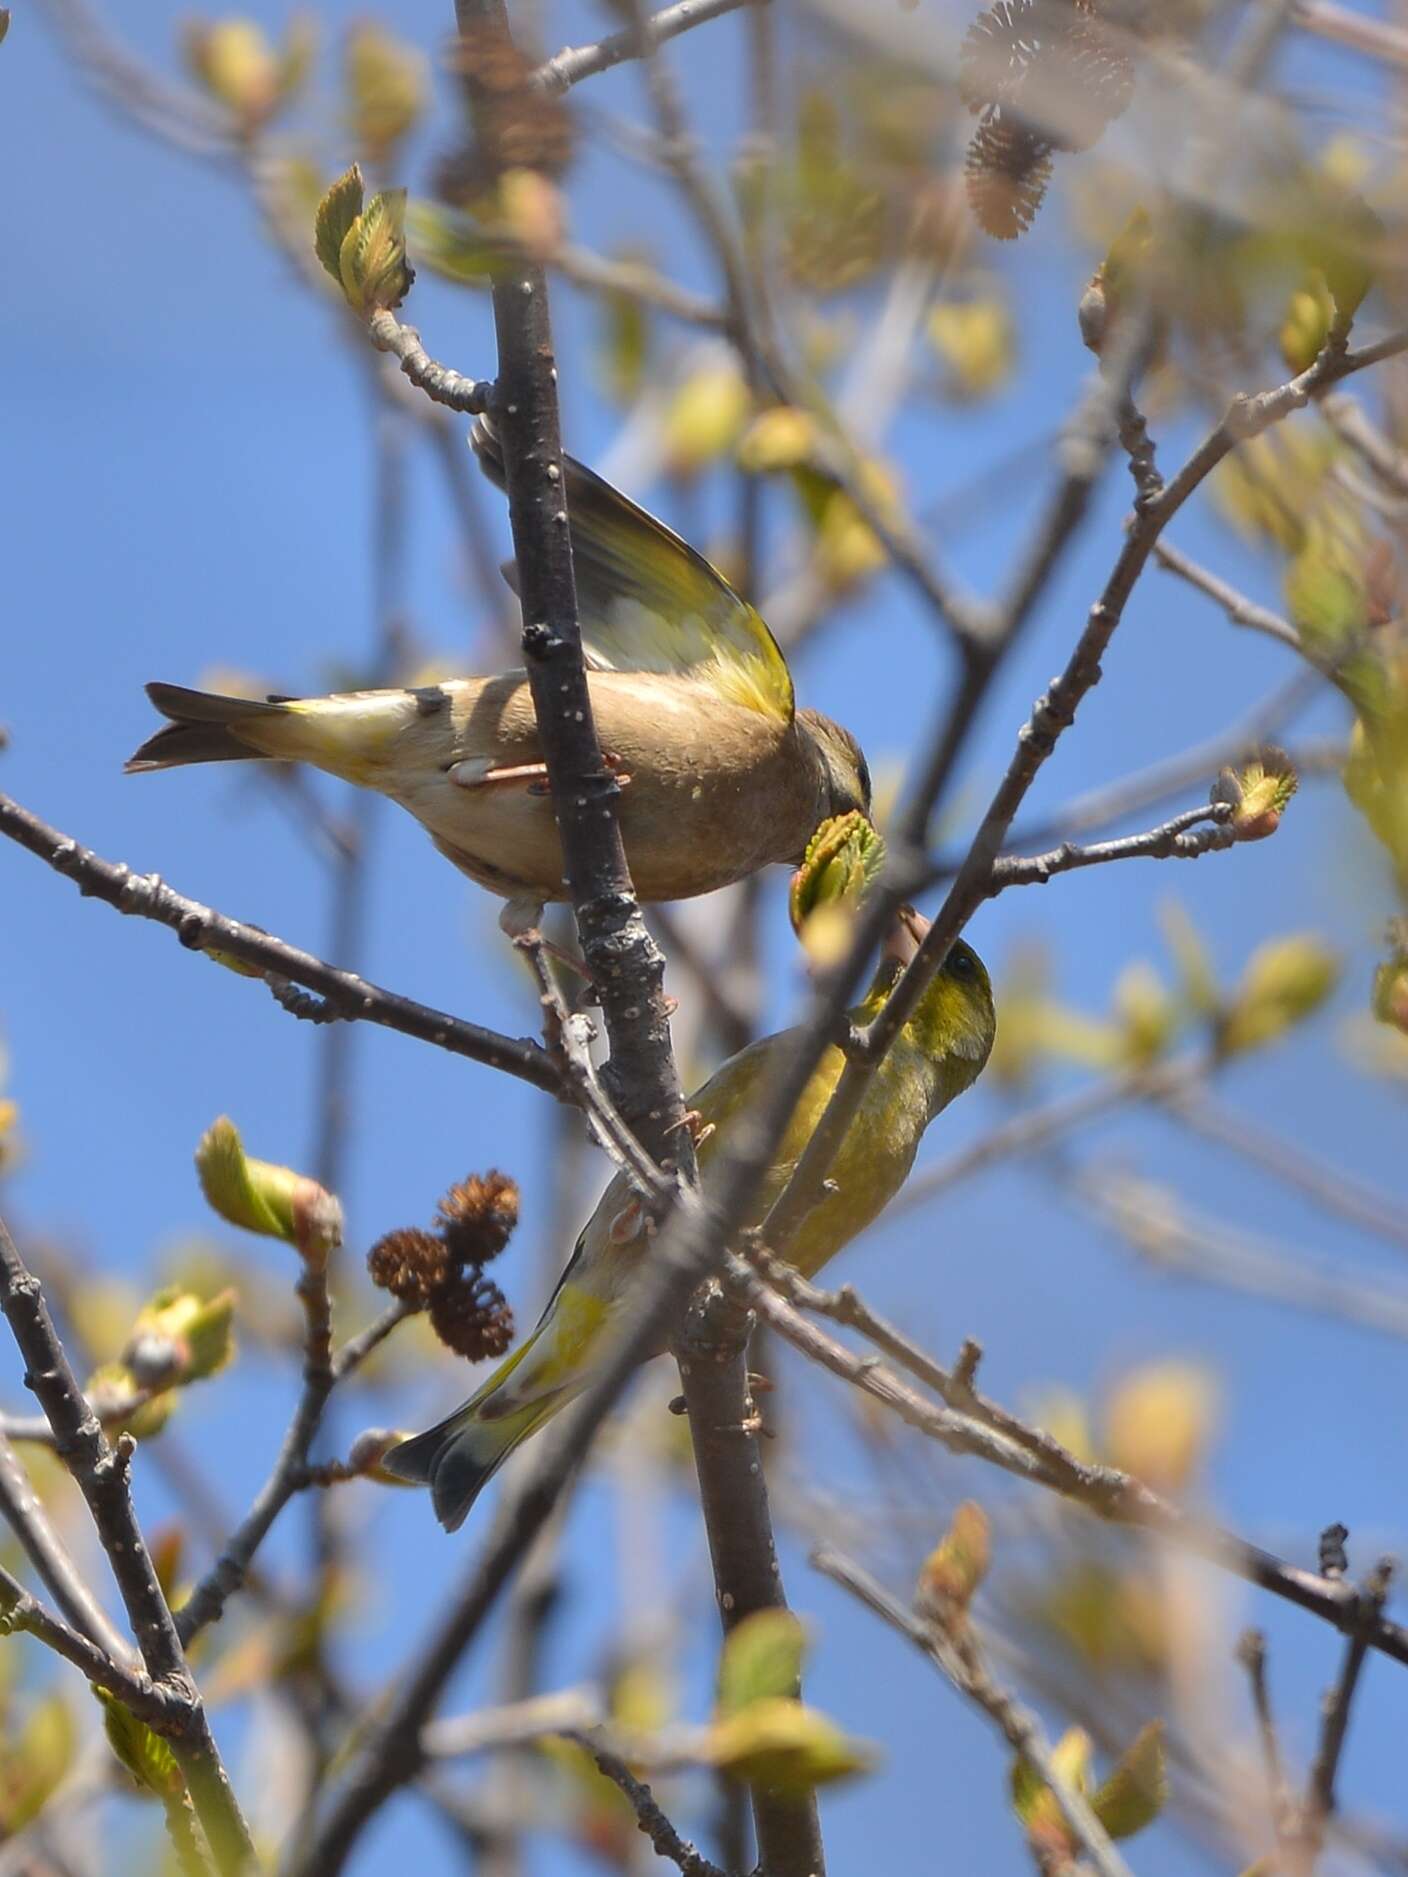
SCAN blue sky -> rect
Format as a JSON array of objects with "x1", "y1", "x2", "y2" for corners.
[{"x1": 4, "y1": 1, "x2": 1408, "y2": 1872}]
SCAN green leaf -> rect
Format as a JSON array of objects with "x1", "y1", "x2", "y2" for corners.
[
  {"x1": 717, "y1": 1610, "x2": 806, "y2": 1719},
  {"x1": 707, "y1": 1698, "x2": 875, "y2": 1794},
  {"x1": 1, "y1": 1695, "x2": 76, "y2": 1832},
  {"x1": 788, "y1": 812, "x2": 886, "y2": 963},
  {"x1": 339, "y1": 188, "x2": 414, "y2": 314},
  {"x1": 194, "y1": 1116, "x2": 342, "y2": 1257},
  {"x1": 916, "y1": 1500, "x2": 990, "y2": 1618},
  {"x1": 315, "y1": 165, "x2": 365, "y2": 287},
  {"x1": 93, "y1": 1688, "x2": 182, "y2": 1801},
  {"x1": 1011, "y1": 1728, "x2": 1091, "y2": 1864},
  {"x1": 1220, "y1": 935, "x2": 1340, "y2": 1055},
  {"x1": 1090, "y1": 1719, "x2": 1168, "y2": 1840},
  {"x1": 128, "y1": 1286, "x2": 237, "y2": 1385},
  {"x1": 406, "y1": 201, "x2": 498, "y2": 285}
]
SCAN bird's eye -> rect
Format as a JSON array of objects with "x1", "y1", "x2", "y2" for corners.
[{"x1": 948, "y1": 947, "x2": 974, "y2": 978}]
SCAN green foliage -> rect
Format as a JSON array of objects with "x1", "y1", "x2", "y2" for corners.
[
  {"x1": 1011, "y1": 1721, "x2": 1167, "y2": 1864},
  {"x1": 916, "y1": 1500, "x2": 990, "y2": 1621},
  {"x1": 717, "y1": 1610, "x2": 806, "y2": 1718},
  {"x1": 1219, "y1": 935, "x2": 1340, "y2": 1055},
  {"x1": 94, "y1": 1688, "x2": 182, "y2": 1800},
  {"x1": 0, "y1": 1695, "x2": 76, "y2": 1832},
  {"x1": 195, "y1": 1115, "x2": 342, "y2": 1258},
  {"x1": 788, "y1": 811, "x2": 886, "y2": 961},
  {"x1": 708, "y1": 1697, "x2": 874, "y2": 1794},
  {"x1": 344, "y1": 22, "x2": 426, "y2": 166},
  {"x1": 313, "y1": 167, "x2": 414, "y2": 316},
  {"x1": 1090, "y1": 1720, "x2": 1168, "y2": 1840}
]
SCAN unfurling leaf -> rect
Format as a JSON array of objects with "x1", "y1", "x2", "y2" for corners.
[
  {"x1": 1219, "y1": 936, "x2": 1339, "y2": 1055},
  {"x1": 85, "y1": 1360, "x2": 174, "y2": 1441},
  {"x1": 125, "y1": 1285, "x2": 237, "y2": 1387},
  {"x1": 707, "y1": 1698, "x2": 875, "y2": 1793},
  {"x1": 339, "y1": 188, "x2": 414, "y2": 315},
  {"x1": 789, "y1": 812, "x2": 886, "y2": 963},
  {"x1": 184, "y1": 15, "x2": 310, "y2": 131},
  {"x1": 195, "y1": 1116, "x2": 342, "y2": 1260},
  {"x1": 1160, "y1": 901, "x2": 1221, "y2": 1020},
  {"x1": 916, "y1": 1500, "x2": 990, "y2": 1621},
  {"x1": 1104, "y1": 1363, "x2": 1217, "y2": 1491},
  {"x1": 344, "y1": 21, "x2": 426, "y2": 165},
  {"x1": 1011, "y1": 1726, "x2": 1091, "y2": 1861},
  {"x1": 94, "y1": 1689, "x2": 182, "y2": 1800},
  {"x1": 347, "y1": 1428, "x2": 423, "y2": 1485},
  {"x1": 316, "y1": 165, "x2": 366, "y2": 283},
  {"x1": 1211, "y1": 746, "x2": 1298, "y2": 841},
  {"x1": 717, "y1": 1610, "x2": 806, "y2": 1718},
  {"x1": 1090, "y1": 1719, "x2": 1168, "y2": 1839}
]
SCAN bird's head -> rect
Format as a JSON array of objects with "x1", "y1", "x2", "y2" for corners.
[
  {"x1": 884, "y1": 909, "x2": 996, "y2": 1087},
  {"x1": 797, "y1": 710, "x2": 872, "y2": 821}
]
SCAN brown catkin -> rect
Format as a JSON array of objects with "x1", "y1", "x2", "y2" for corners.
[
  {"x1": 429, "y1": 1271, "x2": 515, "y2": 1362},
  {"x1": 366, "y1": 1228, "x2": 451, "y2": 1306},
  {"x1": 436, "y1": 1170, "x2": 520, "y2": 1267}
]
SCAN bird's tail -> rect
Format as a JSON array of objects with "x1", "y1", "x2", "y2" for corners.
[
  {"x1": 125, "y1": 683, "x2": 292, "y2": 773},
  {"x1": 380, "y1": 1332, "x2": 577, "y2": 1532}
]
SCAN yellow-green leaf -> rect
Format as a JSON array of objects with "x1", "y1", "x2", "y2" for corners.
[
  {"x1": 1, "y1": 1695, "x2": 77, "y2": 1832},
  {"x1": 916, "y1": 1500, "x2": 990, "y2": 1618},
  {"x1": 717, "y1": 1610, "x2": 806, "y2": 1719},
  {"x1": 707, "y1": 1698, "x2": 874, "y2": 1793},
  {"x1": 1090, "y1": 1720, "x2": 1168, "y2": 1840},
  {"x1": 195, "y1": 1116, "x2": 342, "y2": 1257},
  {"x1": 315, "y1": 165, "x2": 365, "y2": 286},
  {"x1": 127, "y1": 1286, "x2": 237, "y2": 1386},
  {"x1": 94, "y1": 1689, "x2": 182, "y2": 1800},
  {"x1": 344, "y1": 21, "x2": 426, "y2": 164},
  {"x1": 1220, "y1": 936, "x2": 1340, "y2": 1055},
  {"x1": 339, "y1": 187, "x2": 414, "y2": 314}
]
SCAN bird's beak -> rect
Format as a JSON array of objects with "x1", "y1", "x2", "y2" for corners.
[{"x1": 882, "y1": 904, "x2": 930, "y2": 970}]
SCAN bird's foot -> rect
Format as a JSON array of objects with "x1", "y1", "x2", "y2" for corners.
[{"x1": 667, "y1": 1107, "x2": 715, "y2": 1149}]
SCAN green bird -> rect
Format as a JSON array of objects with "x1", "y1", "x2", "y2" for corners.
[
  {"x1": 125, "y1": 419, "x2": 870, "y2": 938},
  {"x1": 385, "y1": 879, "x2": 995, "y2": 1531}
]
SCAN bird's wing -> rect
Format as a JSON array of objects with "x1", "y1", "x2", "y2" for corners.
[{"x1": 473, "y1": 417, "x2": 794, "y2": 725}]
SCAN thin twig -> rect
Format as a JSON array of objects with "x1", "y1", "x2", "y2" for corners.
[
  {"x1": 736, "y1": 1251, "x2": 1408, "y2": 1671},
  {"x1": 1236, "y1": 1629, "x2": 1295, "y2": 1849},
  {"x1": 1153, "y1": 538, "x2": 1307, "y2": 654},
  {"x1": 563, "y1": 1731, "x2": 727, "y2": 1877},
  {"x1": 811, "y1": 1547, "x2": 1135, "y2": 1877},
  {"x1": 1291, "y1": 1557, "x2": 1395, "y2": 1873},
  {"x1": 366, "y1": 310, "x2": 493, "y2": 415},
  {"x1": 1321, "y1": 392, "x2": 1408, "y2": 497},
  {"x1": 1163, "y1": 1088, "x2": 1408, "y2": 1255},
  {"x1": 0, "y1": 1564, "x2": 181, "y2": 1723},
  {"x1": 0, "y1": 793, "x2": 562, "y2": 1095},
  {"x1": 988, "y1": 802, "x2": 1238, "y2": 893},
  {"x1": 175, "y1": 1295, "x2": 414, "y2": 1644},
  {"x1": 530, "y1": 0, "x2": 764, "y2": 94},
  {"x1": 0, "y1": 1215, "x2": 255, "y2": 1872},
  {"x1": 0, "y1": 1433, "x2": 133, "y2": 1662}
]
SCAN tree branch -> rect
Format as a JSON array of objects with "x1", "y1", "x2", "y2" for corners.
[
  {"x1": 530, "y1": 0, "x2": 765, "y2": 95},
  {"x1": 0, "y1": 1563, "x2": 182, "y2": 1724},
  {"x1": 0, "y1": 792, "x2": 562, "y2": 1095},
  {"x1": 0, "y1": 1214, "x2": 255, "y2": 1872},
  {"x1": 0, "y1": 1432, "x2": 133, "y2": 1663},
  {"x1": 564, "y1": 1731, "x2": 727, "y2": 1877},
  {"x1": 366, "y1": 310, "x2": 493, "y2": 416},
  {"x1": 811, "y1": 1548, "x2": 1135, "y2": 1877},
  {"x1": 988, "y1": 801, "x2": 1237, "y2": 892},
  {"x1": 675, "y1": 1284, "x2": 825, "y2": 1876},
  {"x1": 737, "y1": 1253, "x2": 1408, "y2": 1672},
  {"x1": 175, "y1": 1299, "x2": 414, "y2": 1645}
]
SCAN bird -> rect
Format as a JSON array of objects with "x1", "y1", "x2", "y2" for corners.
[
  {"x1": 382, "y1": 905, "x2": 995, "y2": 1530},
  {"x1": 125, "y1": 420, "x2": 871, "y2": 939}
]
